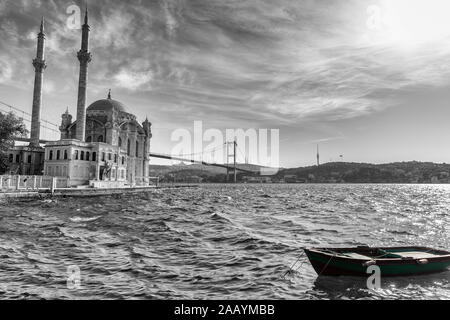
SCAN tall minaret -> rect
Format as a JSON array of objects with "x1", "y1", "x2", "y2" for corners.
[
  {"x1": 30, "y1": 18, "x2": 47, "y2": 148},
  {"x1": 75, "y1": 7, "x2": 92, "y2": 142}
]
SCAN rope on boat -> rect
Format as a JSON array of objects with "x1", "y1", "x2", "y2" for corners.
[
  {"x1": 318, "y1": 254, "x2": 335, "y2": 276},
  {"x1": 282, "y1": 250, "x2": 306, "y2": 279}
]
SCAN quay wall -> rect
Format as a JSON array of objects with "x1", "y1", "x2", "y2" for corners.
[{"x1": 0, "y1": 185, "x2": 199, "y2": 202}]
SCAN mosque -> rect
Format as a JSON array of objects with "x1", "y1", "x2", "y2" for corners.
[{"x1": 7, "y1": 9, "x2": 153, "y2": 187}]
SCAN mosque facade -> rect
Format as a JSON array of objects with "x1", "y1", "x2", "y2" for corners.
[{"x1": 7, "y1": 9, "x2": 153, "y2": 187}]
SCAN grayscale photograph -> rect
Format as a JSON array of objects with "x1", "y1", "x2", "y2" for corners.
[{"x1": 0, "y1": 0, "x2": 449, "y2": 308}]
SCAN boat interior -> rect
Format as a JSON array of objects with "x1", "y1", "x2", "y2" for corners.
[{"x1": 315, "y1": 247, "x2": 450, "y2": 260}]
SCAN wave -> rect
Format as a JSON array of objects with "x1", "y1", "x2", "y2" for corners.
[{"x1": 69, "y1": 216, "x2": 102, "y2": 223}]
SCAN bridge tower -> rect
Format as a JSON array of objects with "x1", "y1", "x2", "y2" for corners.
[{"x1": 226, "y1": 140, "x2": 237, "y2": 183}]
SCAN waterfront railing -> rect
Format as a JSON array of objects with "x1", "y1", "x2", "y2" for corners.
[{"x1": 0, "y1": 175, "x2": 70, "y2": 192}]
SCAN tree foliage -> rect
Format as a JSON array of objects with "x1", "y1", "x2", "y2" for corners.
[{"x1": 0, "y1": 112, "x2": 28, "y2": 171}]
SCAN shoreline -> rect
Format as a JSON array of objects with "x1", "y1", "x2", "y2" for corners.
[{"x1": 0, "y1": 184, "x2": 199, "y2": 202}]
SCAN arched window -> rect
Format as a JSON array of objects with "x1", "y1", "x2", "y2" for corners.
[
  {"x1": 9, "y1": 154, "x2": 13, "y2": 163},
  {"x1": 74, "y1": 150, "x2": 79, "y2": 160},
  {"x1": 98, "y1": 136, "x2": 104, "y2": 143},
  {"x1": 92, "y1": 152, "x2": 97, "y2": 162},
  {"x1": 81, "y1": 151, "x2": 85, "y2": 161},
  {"x1": 49, "y1": 151, "x2": 53, "y2": 161},
  {"x1": 57, "y1": 150, "x2": 61, "y2": 160},
  {"x1": 86, "y1": 136, "x2": 92, "y2": 143},
  {"x1": 127, "y1": 139, "x2": 131, "y2": 156},
  {"x1": 64, "y1": 150, "x2": 68, "y2": 160},
  {"x1": 118, "y1": 137, "x2": 122, "y2": 148},
  {"x1": 86, "y1": 152, "x2": 90, "y2": 161},
  {"x1": 136, "y1": 141, "x2": 139, "y2": 157}
]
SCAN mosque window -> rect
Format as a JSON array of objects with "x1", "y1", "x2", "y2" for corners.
[
  {"x1": 118, "y1": 137, "x2": 122, "y2": 148},
  {"x1": 102, "y1": 152, "x2": 105, "y2": 162},
  {"x1": 98, "y1": 136, "x2": 104, "y2": 143},
  {"x1": 92, "y1": 152, "x2": 97, "y2": 162},
  {"x1": 108, "y1": 153, "x2": 112, "y2": 161},
  {"x1": 64, "y1": 150, "x2": 68, "y2": 160},
  {"x1": 86, "y1": 136, "x2": 92, "y2": 143},
  {"x1": 136, "y1": 141, "x2": 139, "y2": 157},
  {"x1": 86, "y1": 152, "x2": 90, "y2": 161},
  {"x1": 57, "y1": 150, "x2": 61, "y2": 160},
  {"x1": 114, "y1": 154, "x2": 118, "y2": 163},
  {"x1": 75, "y1": 150, "x2": 79, "y2": 160},
  {"x1": 122, "y1": 157, "x2": 125, "y2": 165},
  {"x1": 49, "y1": 151, "x2": 53, "y2": 161},
  {"x1": 127, "y1": 139, "x2": 131, "y2": 156}
]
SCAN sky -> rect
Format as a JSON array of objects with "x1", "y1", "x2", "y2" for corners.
[{"x1": 2, "y1": 0, "x2": 450, "y2": 168}]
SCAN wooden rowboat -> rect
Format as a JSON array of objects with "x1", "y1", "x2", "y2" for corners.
[{"x1": 304, "y1": 246, "x2": 450, "y2": 277}]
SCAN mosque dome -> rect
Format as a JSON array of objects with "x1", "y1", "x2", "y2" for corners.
[{"x1": 87, "y1": 90, "x2": 129, "y2": 114}]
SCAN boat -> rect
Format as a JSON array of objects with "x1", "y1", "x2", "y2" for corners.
[{"x1": 304, "y1": 246, "x2": 450, "y2": 277}]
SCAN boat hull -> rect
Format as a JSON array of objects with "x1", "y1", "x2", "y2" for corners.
[{"x1": 305, "y1": 247, "x2": 450, "y2": 277}]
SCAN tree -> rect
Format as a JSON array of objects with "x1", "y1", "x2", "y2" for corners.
[{"x1": 0, "y1": 112, "x2": 28, "y2": 172}]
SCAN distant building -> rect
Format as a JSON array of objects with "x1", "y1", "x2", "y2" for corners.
[
  {"x1": 439, "y1": 172, "x2": 449, "y2": 179},
  {"x1": 243, "y1": 176, "x2": 272, "y2": 183},
  {"x1": 284, "y1": 175, "x2": 298, "y2": 183},
  {"x1": 185, "y1": 176, "x2": 203, "y2": 183}
]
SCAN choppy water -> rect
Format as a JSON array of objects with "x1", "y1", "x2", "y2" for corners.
[{"x1": 0, "y1": 184, "x2": 449, "y2": 300}]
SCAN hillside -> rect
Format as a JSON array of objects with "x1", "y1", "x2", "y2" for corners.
[
  {"x1": 276, "y1": 162, "x2": 450, "y2": 183},
  {"x1": 150, "y1": 161, "x2": 450, "y2": 184}
]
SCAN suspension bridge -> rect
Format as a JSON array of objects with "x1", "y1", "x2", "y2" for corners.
[
  {"x1": 1, "y1": 101, "x2": 261, "y2": 182},
  {"x1": 149, "y1": 141, "x2": 261, "y2": 182}
]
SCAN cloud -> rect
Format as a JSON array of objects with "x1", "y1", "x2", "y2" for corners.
[
  {"x1": 2, "y1": 0, "x2": 450, "y2": 129},
  {"x1": 0, "y1": 59, "x2": 12, "y2": 83},
  {"x1": 114, "y1": 69, "x2": 153, "y2": 91}
]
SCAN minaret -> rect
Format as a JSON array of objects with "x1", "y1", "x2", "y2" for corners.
[
  {"x1": 30, "y1": 18, "x2": 47, "y2": 148},
  {"x1": 75, "y1": 7, "x2": 92, "y2": 142},
  {"x1": 142, "y1": 117, "x2": 152, "y2": 184}
]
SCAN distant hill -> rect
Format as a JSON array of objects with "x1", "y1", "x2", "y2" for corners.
[
  {"x1": 276, "y1": 161, "x2": 450, "y2": 183},
  {"x1": 150, "y1": 161, "x2": 450, "y2": 183}
]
